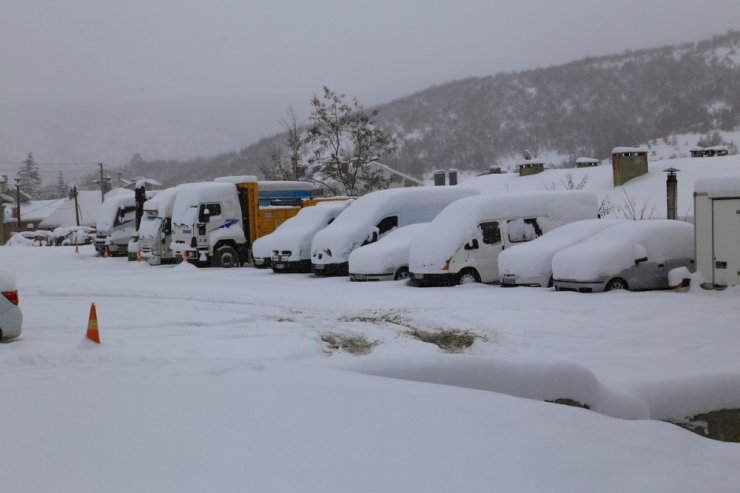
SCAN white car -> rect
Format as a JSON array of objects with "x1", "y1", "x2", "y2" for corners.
[
  {"x1": 552, "y1": 220, "x2": 695, "y2": 293},
  {"x1": 349, "y1": 223, "x2": 429, "y2": 281},
  {"x1": 0, "y1": 268, "x2": 22, "y2": 341},
  {"x1": 499, "y1": 219, "x2": 624, "y2": 287}
]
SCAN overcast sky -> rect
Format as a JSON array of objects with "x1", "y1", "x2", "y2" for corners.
[{"x1": 2, "y1": 0, "x2": 739, "y2": 160}]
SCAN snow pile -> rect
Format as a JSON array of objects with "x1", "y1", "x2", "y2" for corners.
[
  {"x1": 0, "y1": 267, "x2": 16, "y2": 290},
  {"x1": 552, "y1": 220, "x2": 694, "y2": 281},
  {"x1": 254, "y1": 201, "x2": 351, "y2": 262},
  {"x1": 312, "y1": 187, "x2": 478, "y2": 264},
  {"x1": 410, "y1": 191, "x2": 598, "y2": 273},
  {"x1": 349, "y1": 222, "x2": 429, "y2": 276},
  {"x1": 499, "y1": 219, "x2": 625, "y2": 285}
]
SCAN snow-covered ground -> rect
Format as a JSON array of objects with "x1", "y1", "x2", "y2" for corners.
[{"x1": 1, "y1": 246, "x2": 739, "y2": 492}]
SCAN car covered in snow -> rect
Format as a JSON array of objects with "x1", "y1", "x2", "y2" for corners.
[
  {"x1": 260, "y1": 200, "x2": 352, "y2": 272},
  {"x1": 409, "y1": 191, "x2": 599, "y2": 286},
  {"x1": 552, "y1": 219, "x2": 695, "y2": 292},
  {"x1": 0, "y1": 268, "x2": 22, "y2": 341},
  {"x1": 311, "y1": 186, "x2": 478, "y2": 276},
  {"x1": 348, "y1": 222, "x2": 429, "y2": 281},
  {"x1": 52, "y1": 226, "x2": 95, "y2": 246},
  {"x1": 499, "y1": 219, "x2": 625, "y2": 287},
  {"x1": 6, "y1": 231, "x2": 36, "y2": 246}
]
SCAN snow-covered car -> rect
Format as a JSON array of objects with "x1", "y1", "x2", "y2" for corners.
[
  {"x1": 52, "y1": 226, "x2": 95, "y2": 246},
  {"x1": 32, "y1": 230, "x2": 54, "y2": 246},
  {"x1": 552, "y1": 220, "x2": 695, "y2": 292},
  {"x1": 267, "y1": 200, "x2": 352, "y2": 272},
  {"x1": 0, "y1": 268, "x2": 22, "y2": 341},
  {"x1": 348, "y1": 223, "x2": 429, "y2": 281},
  {"x1": 6, "y1": 231, "x2": 35, "y2": 246},
  {"x1": 499, "y1": 219, "x2": 624, "y2": 287}
]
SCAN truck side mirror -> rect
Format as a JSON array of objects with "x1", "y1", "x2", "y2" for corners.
[
  {"x1": 465, "y1": 239, "x2": 479, "y2": 250},
  {"x1": 635, "y1": 256, "x2": 648, "y2": 265}
]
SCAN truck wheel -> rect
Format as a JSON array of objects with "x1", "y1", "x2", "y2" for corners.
[
  {"x1": 456, "y1": 268, "x2": 481, "y2": 285},
  {"x1": 394, "y1": 267, "x2": 410, "y2": 281},
  {"x1": 213, "y1": 245, "x2": 240, "y2": 268}
]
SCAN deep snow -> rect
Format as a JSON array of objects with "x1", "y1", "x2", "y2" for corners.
[{"x1": 1, "y1": 246, "x2": 740, "y2": 492}]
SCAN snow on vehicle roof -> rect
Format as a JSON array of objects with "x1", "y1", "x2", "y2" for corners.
[
  {"x1": 410, "y1": 191, "x2": 598, "y2": 268},
  {"x1": 349, "y1": 222, "x2": 429, "y2": 275},
  {"x1": 96, "y1": 190, "x2": 136, "y2": 231},
  {"x1": 576, "y1": 157, "x2": 599, "y2": 164},
  {"x1": 312, "y1": 187, "x2": 478, "y2": 261},
  {"x1": 171, "y1": 182, "x2": 237, "y2": 221},
  {"x1": 552, "y1": 219, "x2": 694, "y2": 281},
  {"x1": 143, "y1": 186, "x2": 179, "y2": 216},
  {"x1": 499, "y1": 219, "x2": 625, "y2": 281},
  {"x1": 253, "y1": 201, "x2": 352, "y2": 258},
  {"x1": 213, "y1": 175, "x2": 258, "y2": 184},
  {"x1": 694, "y1": 176, "x2": 740, "y2": 198}
]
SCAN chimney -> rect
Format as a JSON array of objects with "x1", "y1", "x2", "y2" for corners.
[
  {"x1": 612, "y1": 147, "x2": 648, "y2": 186},
  {"x1": 447, "y1": 169, "x2": 458, "y2": 186},
  {"x1": 433, "y1": 170, "x2": 446, "y2": 186},
  {"x1": 664, "y1": 167, "x2": 679, "y2": 220}
]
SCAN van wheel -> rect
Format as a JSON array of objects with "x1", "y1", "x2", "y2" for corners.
[
  {"x1": 213, "y1": 245, "x2": 240, "y2": 268},
  {"x1": 457, "y1": 269, "x2": 481, "y2": 285},
  {"x1": 605, "y1": 278, "x2": 628, "y2": 291},
  {"x1": 394, "y1": 267, "x2": 410, "y2": 281}
]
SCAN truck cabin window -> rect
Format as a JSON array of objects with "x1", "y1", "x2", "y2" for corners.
[
  {"x1": 507, "y1": 218, "x2": 542, "y2": 243},
  {"x1": 199, "y1": 203, "x2": 222, "y2": 223},
  {"x1": 479, "y1": 221, "x2": 501, "y2": 245},
  {"x1": 115, "y1": 206, "x2": 137, "y2": 227}
]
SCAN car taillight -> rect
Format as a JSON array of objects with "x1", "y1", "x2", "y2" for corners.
[{"x1": 2, "y1": 290, "x2": 18, "y2": 306}]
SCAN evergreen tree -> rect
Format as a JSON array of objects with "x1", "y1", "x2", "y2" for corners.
[
  {"x1": 17, "y1": 152, "x2": 42, "y2": 198},
  {"x1": 55, "y1": 170, "x2": 69, "y2": 198}
]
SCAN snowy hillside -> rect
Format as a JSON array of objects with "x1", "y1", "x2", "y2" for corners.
[{"x1": 462, "y1": 154, "x2": 740, "y2": 220}]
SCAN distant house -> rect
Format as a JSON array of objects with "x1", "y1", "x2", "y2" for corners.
[
  {"x1": 2, "y1": 199, "x2": 66, "y2": 243},
  {"x1": 576, "y1": 157, "x2": 599, "y2": 168},
  {"x1": 612, "y1": 147, "x2": 648, "y2": 186},
  {"x1": 0, "y1": 175, "x2": 34, "y2": 244},
  {"x1": 690, "y1": 146, "x2": 729, "y2": 158}
]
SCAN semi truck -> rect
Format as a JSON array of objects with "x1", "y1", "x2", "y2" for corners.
[{"x1": 170, "y1": 177, "x2": 317, "y2": 267}]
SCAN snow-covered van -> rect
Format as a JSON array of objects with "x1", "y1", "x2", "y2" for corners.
[
  {"x1": 139, "y1": 186, "x2": 181, "y2": 265},
  {"x1": 409, "y1": 191, "x2": 599, "y2": 285},
  {"x1": 311, "y1": 187, "x2": 479, "y2": 276},
  {"x1": 256, "y1": 200, "x2": 352, "y2": 272},
  {"x1": 95, "y1": 189, "x2": 137, "y2": 256}
]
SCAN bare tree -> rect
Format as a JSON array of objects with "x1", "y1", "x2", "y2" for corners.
[
  {"x1": 306, "y1": 86, "x2": 395, "y2": 195},
  {"x1": 260, "y1": 107, "x2": 309, "y2": 181}
]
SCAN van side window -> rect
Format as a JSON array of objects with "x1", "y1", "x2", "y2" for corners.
[
  {"x1": 479, "y1": 221, "x2": 501, "y2": 245},
  {"x1": 507, "y1": 218, "x2": 542, "y2": 243},
  {"x1": 376, "y1": 216, "x2": 398, "y2": 236}
]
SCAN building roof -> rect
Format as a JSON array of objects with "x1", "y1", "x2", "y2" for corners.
[{"x1": 39, "y1": 191, "x2": 102, "y2": 228}]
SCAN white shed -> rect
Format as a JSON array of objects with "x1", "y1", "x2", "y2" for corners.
[{"x1": 694, "y1": 177, "x2": 740, "y2": 289}]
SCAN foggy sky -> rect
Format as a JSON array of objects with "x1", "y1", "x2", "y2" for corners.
[{"x1": 2, "y1": 0, "x2": 740, "y2": 157}]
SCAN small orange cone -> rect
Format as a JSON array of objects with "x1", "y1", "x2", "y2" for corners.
[
  {"x1": 136, "y1": 250, "x2": 142, "y2": 263},
  {"x1": 103, "y1": 246, "x2": 109, "y2": 258},
  {"x1": 86, "y1": 303, "x2": 100, "y2": 343},
  {"x1": 75, "y1": 244, "x2": 79, "y2": 254},
  {"x1": 183, "y1": 250, "x2": 189, "y2": 263}
]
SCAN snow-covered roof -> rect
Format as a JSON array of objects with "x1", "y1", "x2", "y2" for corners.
[
  {"x1": 694, "y1": 176, "x2": 740, "y2": 198},
  {"x1": 40, "y1": 191, "x2": 102, "y2": 228},
  {"x1": 612, "y1": 147, "x2": 649, "y2": 154},
  {"x1": 5, "y1": 199, "x2": 67, "y2": 223},
  {"x1": 576, "y1": 157, "x2": 599, "y2": 164},
  {"x1": 213, "y1": 175, "x2": 258, "y2": 184}
]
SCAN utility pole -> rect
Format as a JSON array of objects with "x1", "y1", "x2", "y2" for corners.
[
  {"x1": 72, "y1": 186, "x2": 80, "y2": 226},
  {"x1": 14, "y1": 177, "x2": 21, "y2": 230},
  {"x1": 98, "y1": 162, "x2": 106, "y2": 203}
]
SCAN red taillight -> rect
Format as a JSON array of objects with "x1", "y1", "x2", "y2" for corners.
[{"x1": 2, "y1": 290, "x2": 18, "y2": 306}]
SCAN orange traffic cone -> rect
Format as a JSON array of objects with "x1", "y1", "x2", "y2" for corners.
[
  {"x1": 136, "y1": 250, "x2": 142, "y2": 263},
  {"x1": 75, "y1": 244, "x2": 79, "y2": 254},
  {"x1": 183, "y1": 250, "x2": 189, "y2": 263},
  {"x1": 86, "y1": 303, "x2": 100, "y2": 344},
  {"x1": 103, "y1": 246, "x2": 109, "y2": 258}
]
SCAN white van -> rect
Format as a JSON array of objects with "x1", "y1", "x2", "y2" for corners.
[
  {"x1": 409, "y1": 191, "x2": 598, "y2": 285},
  {"x1": 311, "y1": 187, "x2": 479, "y2": 276}
]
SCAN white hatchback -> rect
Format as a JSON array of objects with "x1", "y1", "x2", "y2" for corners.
[{"x1": 0, "y1": 268, "x2": 22, "y2": 341}]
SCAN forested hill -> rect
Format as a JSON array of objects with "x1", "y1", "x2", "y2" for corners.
[{"x1": 123, "y1": 30, "x2": 740, "y2": 185}]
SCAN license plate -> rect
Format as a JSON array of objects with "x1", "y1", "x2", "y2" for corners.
[
  {"x1": 274, "y1": 263, "x2": 285, "y2": 270},
  {"x1": 413, "y1": 273, "x2": 424, "y2": 280},
  {"x1": 502, "y1": 277, "x2": 515, "y2": 284},
  {"x1": 314, "y1": 264, "x2": 324, "y2": 270},
  {"x1": 254, "y1": 258, "x2": 264, "y2": 266},
  {"x1": 353, "y1": 274, "x2": 366, "y2": 280}
]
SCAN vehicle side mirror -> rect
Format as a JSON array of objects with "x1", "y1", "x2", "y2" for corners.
[
  {"x1": 635, "y1": 256, "x2": 648, "y2": 265},
  {"x1": 465, "y1": 239, "x2": 479, "y2": 250}
]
